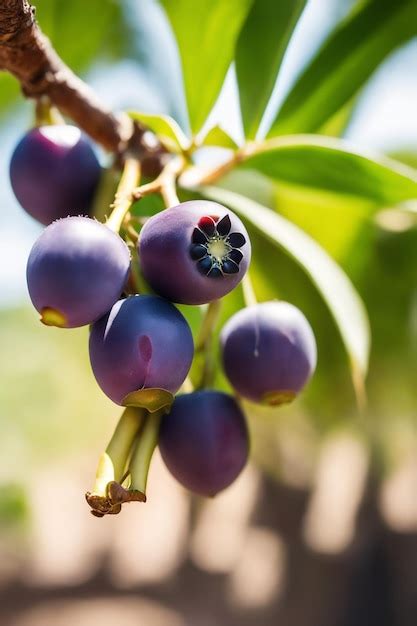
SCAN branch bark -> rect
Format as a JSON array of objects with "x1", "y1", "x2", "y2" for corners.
[{"x1": 0, "y1": 0, "x2": 165, "y2": 157}]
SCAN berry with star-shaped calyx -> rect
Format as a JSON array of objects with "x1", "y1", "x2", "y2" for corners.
[{"x1": 138, "y1": 200, "x2": 251, "y2": 305}]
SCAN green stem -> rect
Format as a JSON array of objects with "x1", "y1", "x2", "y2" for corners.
[
  {"x1": 242, "y1": 272, "x2": 257, "y2": 307},
  {"x1": 156, "y1": 155, "x2": 183, "y2": 208},
  {"x1": 195, "y1": 300, "x2": 222, "y2": 351},
  {"x1": 92, "y1": 166, "x2": 120, "y2": 223},
  {"x1": 89, "y1": 407, "x2": 146, "y2": 498},
  {"x1": 34, "y1": 96, "x2": 65, "y2": 126},
  {"x1": 160, "y1": 175, "x2": 179, "y2": 207},
  {"x1": 131, "y1": 155, "x2": 184, "y2": 209},
  {"x1": 106, "y1": 158, "x2": 141, "y2": 232},
  {"x1": 128, "y1": 241, "x2": 151, "y2": 295},
  {"x1": 194, "y1": 299, "x2": 222, "y2": 390},
  {"x1": 129, "y1": 408, "x2": 165, "y2": 498}
]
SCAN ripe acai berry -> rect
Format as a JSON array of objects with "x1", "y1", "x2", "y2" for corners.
[
  {"x1": 159, "y1": 391, "x2": 249, "y2": 497},
  {"x1": 10, "y1": 125, "x2": 101, "y2": 225},
  {"x1": 89, "y1": 295, "x2": 194, "y2": 405},
  {"x1": 220, "y1": 302, "x2": 317, "y2": 405},
  {"x1": 27, "y1": 216, "x2": 130, "y2": 328},
  {"x1": 138, "y1": 200, "x2": 251, "y2": 305}
]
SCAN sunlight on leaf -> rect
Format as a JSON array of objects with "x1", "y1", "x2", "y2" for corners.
[
  {"x1": 241, "y1": 136, "x2": 417, "y2": 205},
  {"x1": 198, "y1": 125, "x2": 239, "y2": 150},
  {"x1": 236, "y1": 0, "x2": 307, "y2": 139},
  {"x1": 268, "y1": 0, "x2": 417, "y2": 135},
  {"x1": 161, "y1": 0, "x2": 252, "y2": 133},
  {"x1": 129, "y1": 110, "x2": 189, "y2": 151}
]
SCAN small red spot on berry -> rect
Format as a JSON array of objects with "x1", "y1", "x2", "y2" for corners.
[{"x1": 198, "y1": 216, "x2": 216, "y2": 236}]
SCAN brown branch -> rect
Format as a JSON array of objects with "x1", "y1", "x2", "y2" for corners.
[{"x1": 0, "y1": 0, "x2": 165, "y2": 158}]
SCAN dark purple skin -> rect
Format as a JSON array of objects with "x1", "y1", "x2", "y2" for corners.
[
  {"x1": 27, "y1": 216, "x2": 130, "y2": 328},
  {"x1": 159, "y1": 391, "x2": 249, "y2": 497},
  {"x1": 220, "y1": 302, "x2": 317, "y2": 405},
  {"x1": 10, "y1": 125, "x2": 101, "y2": 225},
  {"x1": 89, "y1": 295, "x2": 194, "y2": 405},
  {"x1": 138, "y1": 200, "x2": 251, "y2": 305}
]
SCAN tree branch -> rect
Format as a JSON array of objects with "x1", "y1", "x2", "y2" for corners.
[{"x1": 0, "y1": 0, "x2": 165, "y2": 158}]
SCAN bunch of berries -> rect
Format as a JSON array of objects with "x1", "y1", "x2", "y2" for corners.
[{"x1": 10, "y1": 124, "x2": 317, "y2": 516}]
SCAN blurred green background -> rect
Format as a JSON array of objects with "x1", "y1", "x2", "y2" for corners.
[{"x1": 0, "y1": 1, "x2": 416, "y2": 625}]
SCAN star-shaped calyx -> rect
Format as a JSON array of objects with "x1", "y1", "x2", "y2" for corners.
[{"x1": 189, "y1": 214, "x2": 246, "y2": 278}]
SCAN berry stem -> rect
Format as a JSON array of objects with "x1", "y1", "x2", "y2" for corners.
[
  {"x1": 242, "y1": 272, "x2": 258, "y2": 307},
  {"x1": 195, "y1": 300, "x2": 222, "y2": 351},
  {"x1": 180, "y1": 141, "x2": 266, "y2": 189},
  {"x1": 106, "y1": 158, "x2": 141, "y2": 232},
  {"x1": 160, "y1": 181, "x2": 179, "y2": 208},
  {"x1": 182, "y1": 147, "x2": 249, "y2": 188},
  {"x1": 126, "y1": 241, "x2": 151, "y2": 294},
  {"x1": 131, "y1": 156, "x2": 184, "y2": 208},
  {"x1": 159, "y1": 157, "x2": 181, "y2": 207},
  {"x1": 128, "y1": 408, "x2": 166, "y2": 499},
  {"x1": 92, "y1": 166, "x2": 120, "y2": 223},
  {"x1": 194, "y1": 300, "x2": 222, "y2": 390},
  {"x1": 34, "y1": 96, "x2": 65, "y2": 126},
  {"x1": 88, "y1": 407, "x2": 146, "y2": 498}
]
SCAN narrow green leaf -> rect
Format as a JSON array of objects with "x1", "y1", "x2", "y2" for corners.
[
  {"x1": 268, "y1": 0, "x2": 417, "y2": 135},
  {"x1": 161, "y1": 0, "x2": 252, "y2": 134},
  {"x1": 202, "y1": 186, "x2": 370, "y2": 388},
  {"x1": 129, "y1": 111, "x2": 189, "y2": 151},
  {"x1": 318, "y1": 98, "x2": 356, "y2": 138},
  {"x1": 236, "y1": 0, "x2": 307, "y2": 139},
  {"x1": 240, "y1": 136, "x2": 417, "y2": 205},
  {"x1": 200, "y1": 125, "x2": 239, "y2": 150}
]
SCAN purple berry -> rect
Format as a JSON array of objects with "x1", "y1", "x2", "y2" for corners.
[
  {"x1": 10, "y1": 125, "x2": 101, "y2": 225},
  {"x1": 27, "y1": 216, "x2": 130, "y2": 328},
  {"x1": 138, "y1": 201, "x2": 251, "y2": 305},
  {"x1": 220, "y1": 302, "x2": 317, "y2": 405},
  {"x1": 89, "y1": 295, "x2": 194, "y2": 405},
  {"x1": 159, "y1": 391, "x2": 249, "y2": 497}
]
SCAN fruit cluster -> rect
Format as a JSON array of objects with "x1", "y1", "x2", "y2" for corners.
[{"x1": 11, "y1": 123, "x2": 317, "y2": 516}]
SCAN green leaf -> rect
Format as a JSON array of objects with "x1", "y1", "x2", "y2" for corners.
[
  {"x1": 201, "y1": 186, "x2": 370, "y2": 395},
  {"x1": 199, "y1": 125, "x2": 239, "y2": 150},
  {"x1": 236, "y1": 0, "x2": 307, "y2": 139},
  {"x1": 129, "y1": 111, "x2": 189, "y2": 151},
  {"x1": 37, "y1": 0, "x2": 125, "y2": 72},
  {"x1": 240, "y1": 136, "x2": 417, "y2": 205},
  {"x1": 161, "y1": 0, "x2": 252, "y2": 134},
  {"x1": 268, "y1": 0, "x2": 417, "y2": 136},
  {"x1": 121, "y1": 1, "x2": 189, "y2": 125},
  {"x1": 318, "y1": 98, "x2": 356, "y2": 138}
]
